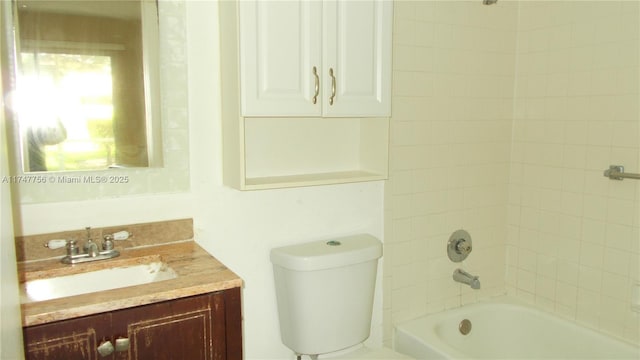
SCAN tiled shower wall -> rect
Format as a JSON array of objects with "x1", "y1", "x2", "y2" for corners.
[
  {"x1": 385, "y1": 0, "x2": 639, "y2": 345},
  {"x1": 383, "y1": 0, "x2": 518, "y2": 343},
  {"x1": 508, "y1": 1, "x2": 639, "y2": 342}
]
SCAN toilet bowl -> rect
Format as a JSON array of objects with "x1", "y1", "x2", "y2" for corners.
[{"x1": 270, "y1": 234, "x2": 413, "y2": 359}]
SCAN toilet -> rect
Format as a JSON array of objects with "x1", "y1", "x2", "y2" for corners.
[{"x1": 270, "y1": 234, "x2": 412, "y2": 359}]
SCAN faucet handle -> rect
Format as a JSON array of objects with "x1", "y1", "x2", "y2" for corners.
[
  {"x1": 456, "y1": 240, "x2": 472, "y2": 255},
  {"x1": 101, "y1": 231, "x2": 129, "y2": 251},
  {"x1": 67, "y1": 239, "x2": 79, "y2": 256},
  {"x1": 112, "y1": 231, "x2": 131, "y2": 241},
  {"x1": 44, "y1": 239, "x2": 68, "y2": 249},
  {"x1": 447, "y1": 229, "x2": 473, "y2": 262},
  {"x1": 102, "y1": 234, "x2": 115, "y2": 251}
]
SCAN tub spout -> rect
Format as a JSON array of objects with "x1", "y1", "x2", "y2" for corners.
[{"x1": 453, "y1": 268, "x2": 480, "y2": 289}]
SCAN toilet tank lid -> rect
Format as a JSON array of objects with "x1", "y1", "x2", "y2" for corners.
[{"x1": 270, "y1": 234, "x2": 382, "y2": 271}]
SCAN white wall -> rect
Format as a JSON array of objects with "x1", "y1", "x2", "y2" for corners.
[
  {"x1": 185, "y1": 3, "x2": 385, "y2": 358},
  {"x1": 14, "y1": 1, "x2": 386, "y2": 359}
]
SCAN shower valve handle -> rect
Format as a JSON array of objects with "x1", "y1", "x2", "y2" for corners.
[
  {"x1": 456, "y1": 240, "x2": 472, "y2": 255},
  {"x1": 447, "y1": 229, "x2": 473, "y2": 262}
]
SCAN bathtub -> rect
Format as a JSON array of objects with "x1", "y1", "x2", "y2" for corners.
[{"x1": 394, "y1": 297, "x2": 640, "y2": 359}]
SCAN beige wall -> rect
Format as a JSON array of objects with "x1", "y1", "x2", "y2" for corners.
[
  {"x1": 508, "y1": 1, "x2": 639, "y2": 342},
  {"x1": 386, "y1": 0, "x2": 639, "y2": 345}
]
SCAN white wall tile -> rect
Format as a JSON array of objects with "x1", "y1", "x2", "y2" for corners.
[
  {"x1": 510, "y1": 0, "x2": 639, "y2": 342},
  {"x1": 387, "y1": 0, "x2": 639, "y2": 346}
]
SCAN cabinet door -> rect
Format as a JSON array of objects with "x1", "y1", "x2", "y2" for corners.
[
  {"x1": 239, "y1": 0, "x2": 322, "y2": 116},
  {"x1": 322, "y1": 0, "x2": 393, "y2": 117},
  {"x1": 111, "y1": 292, "x2": 234, "y2": 360},
  {"x1": 23, "y1": 313, "x2": 112, "y2": 360}
]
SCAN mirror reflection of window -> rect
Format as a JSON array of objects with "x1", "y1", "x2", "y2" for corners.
[
  {"x1": 16, "y1": 0, "x2": 150, "y2": 172},
  {"x1": 20, "y1": 52, "x2": 114, "y2": 171}
]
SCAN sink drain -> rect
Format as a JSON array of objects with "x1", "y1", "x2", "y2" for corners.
[{"x1": 459, "y1": 319, "x2": 472, "y2": 335}]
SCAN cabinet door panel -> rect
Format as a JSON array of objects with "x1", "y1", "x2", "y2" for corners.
[
  {"x1": 323, "y1": 0, "x2": 393, "y2": 117},
  {"x1": 23, "y1": 313, "x2": 112, "y2": 360},
  {"x1": 125, "y1": 309, "x2": 212, "y2": 360},
  {"x1": 112, "y1": 293, "x2": 224, "y2": 360},
  {"x1": 239, "y1": 0, "x2": 322, "y2": 116}
]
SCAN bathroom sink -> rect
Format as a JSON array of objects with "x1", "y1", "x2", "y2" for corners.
[{"x1": 21, "y1": 261, "x2": 178, "y2": 303}]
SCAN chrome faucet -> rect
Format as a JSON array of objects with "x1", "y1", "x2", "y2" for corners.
[
  {"x1": 59, "y1": 227, "x2": 123, "y2": 264},
  {"x1": 44, "y1": 227, "x2": 131, "y2": 264},
  {"x1": 83, "y1": 227, "x2": 99, "y2": 257},
  {"x1": 453, "y1": 268, "x2": 481, "y2": 289}
]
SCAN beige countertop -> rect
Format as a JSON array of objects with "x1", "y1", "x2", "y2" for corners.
[{"x1": 19, "y1": 241, "x2": 242, "y2": 327}]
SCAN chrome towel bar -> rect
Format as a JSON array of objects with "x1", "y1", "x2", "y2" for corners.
[{"x1": 604, "y1": 165, "x2": 640, "y2": 181}]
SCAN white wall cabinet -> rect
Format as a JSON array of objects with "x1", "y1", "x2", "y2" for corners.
[
  {"x1": 239, "y1": 0, "x2": 392, "y2": 117},
  {"x1": 221, "y1": 0, "x2": 392, "y2": 190}
]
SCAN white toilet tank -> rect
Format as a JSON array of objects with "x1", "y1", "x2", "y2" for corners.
[{"x1": 270, "y1": 234, "x2": 383, "y2": 356}]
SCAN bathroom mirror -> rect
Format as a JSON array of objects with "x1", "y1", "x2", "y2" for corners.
[{"x1": 8, "y1": 0, "x2": 161, "y2": 172}]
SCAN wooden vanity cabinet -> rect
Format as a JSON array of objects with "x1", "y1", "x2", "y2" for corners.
[
  {"x1": 23, "y1": 288, "x2": 242, "y2": 360},
  {"x1": 22, "y1": 312, "x2": 111, "y2": 360}
]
